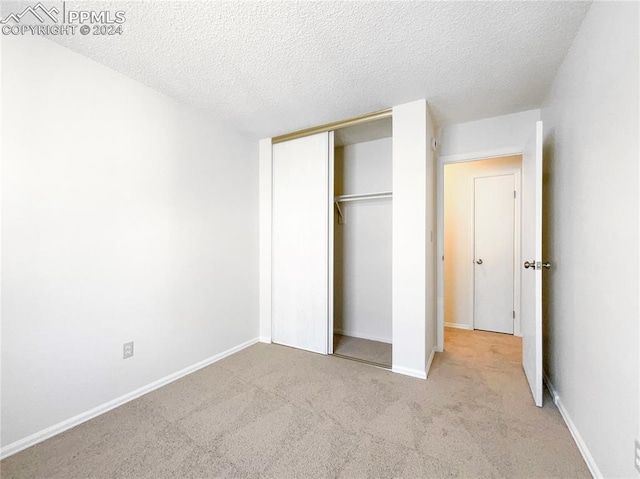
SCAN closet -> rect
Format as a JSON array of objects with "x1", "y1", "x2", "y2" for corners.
[
  {"x1": 261, "y1": 99, "x2": 435, "y2": 380},
  {"x1": 332, "y1": 119, "x2": 393, "y2": 367},
  {"x1": 269, "y1": 118, "x2": 393, "y2": 366}
]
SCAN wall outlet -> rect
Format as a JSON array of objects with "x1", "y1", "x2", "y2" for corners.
[
  {"x1": 635, "y1": 439, "x2": 640, "y2": 474},
  {"x1": 123, "y1": 341, "x2": 134, "y2": 359}
]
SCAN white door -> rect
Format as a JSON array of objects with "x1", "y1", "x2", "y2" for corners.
[
  {"x1": 272, "y1": 132, "x2": 330, "y2": 354},
  {"x1": 521, "y1": 120, "x2": 544, "y2": 407},
  {"x1": 474, "y1": 174, "x2": 515, "y2": 334}
]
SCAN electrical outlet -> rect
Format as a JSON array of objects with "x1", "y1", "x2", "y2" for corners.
[
  {"x1": 635, "y1": 439, "x2": 640, "y2": 474},
  {"x1": 123, "y1": 341, "x2": 134, "y2": 359}
]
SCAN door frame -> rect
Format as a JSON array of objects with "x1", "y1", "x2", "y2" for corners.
[
  {"x1": 327, "y1": 132, "x2": 335, "y2": 354},
  {"x1": 436, "y1": 146, "x2": 524, "y2": 352},
  {"x1": 469, "y1": 171, "x2": 521, "y2": 334}
]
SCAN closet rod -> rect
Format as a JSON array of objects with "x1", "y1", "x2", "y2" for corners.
[
  {"x1": 272, "y1": 108, "x2": 392, "y2": 144},
  {"x1": 334, "y1": 191, "x2": 392, "y2": 224},
  {"x1": 335, "y1": 191, "x2": 393, "y2": 203}
]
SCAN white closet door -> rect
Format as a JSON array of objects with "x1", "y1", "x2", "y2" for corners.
[{"x1": 272, "y1": 132, "x2": 330, "y2": 354}]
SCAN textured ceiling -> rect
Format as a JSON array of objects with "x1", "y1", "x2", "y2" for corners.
[{"x1": 9, "y1": 1, "x2": 591, "y2": 138}]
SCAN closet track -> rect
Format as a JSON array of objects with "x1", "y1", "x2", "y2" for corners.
[
  {"x1": 332, "y1": 353, "x2": 391, "y2": 370},
  {"x1": 272, "y1": 108, "x2": 392, "y2": 144}
]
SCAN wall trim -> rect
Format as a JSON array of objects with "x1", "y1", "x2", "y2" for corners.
[
  {"x1": 258, "y1": 336, "x2": 272, "y2": 344},
  {"x1": 392, "y1": 365, "x2": 427, "y2": 380},
  {"x1": 334, "y1": 329, "x2": 392, "y2": 344},
  {"x1": 444, "y1": 322, "x2": 472, "y2": 330},
  {"x1": 438, "y1": 146, "x2": 524, "y2": 165},
  {"x1": 425, "y1": 346, "x2": 437, "y2": 377},
  {"x1": 543, "y1": 373, "x2": 602, "y2": 479},
  {"x1": 0, "y1": 337, "x2": 260, "y2": 460}
]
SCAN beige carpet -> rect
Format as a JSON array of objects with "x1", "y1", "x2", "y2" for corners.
[
  {"x1": 333, "y1": 334, "x2": 392, "y2": 367},
  {"x1": 1, "y1": 328, "x2": 589, "y2": 478}
]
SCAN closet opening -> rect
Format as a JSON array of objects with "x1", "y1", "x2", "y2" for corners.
[
  {"x1": 331, "y1": 117, "x2": 392, "y2": 368},
  {"x1": 442, "y1": 155, "x2": 522, "y2": 348}
]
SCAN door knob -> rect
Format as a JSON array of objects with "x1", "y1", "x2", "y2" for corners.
[
  {"x1": 524, "y1": 261, "x2": 536, "y2": 269},
  {"x1": 476, "y1": 259, "x2": 483, "y2": 265}
]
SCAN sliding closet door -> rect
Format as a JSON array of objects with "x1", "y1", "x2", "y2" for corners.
[{"x1": 272, "y1": 132, "x2": 330, "y2": 354}]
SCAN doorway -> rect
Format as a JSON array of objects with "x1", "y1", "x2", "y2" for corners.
[
  {"x1": 443, "y1": 156, "x2": 522, "y2": 335},
  {"x1": 436, "y1": 120, "x2": 544, "y2": 407}
]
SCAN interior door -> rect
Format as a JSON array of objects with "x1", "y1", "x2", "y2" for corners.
[
  {"x1": 474, "y1": 174, "x2": 515, "y2": 334},
  {"x1": 272, "y1": 132, "x2": 330, "y2": 354},
  {"x1": 521, "y1": 120, "x2": 544, "y2": 407}
]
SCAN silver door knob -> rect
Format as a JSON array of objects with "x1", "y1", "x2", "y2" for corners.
[
  {"x1": 476, "y1": 259, "x2": 483, "y2": 265},
  {"x1": 542, "y1": 262, "x2": 551, "y2": 269},
  {"x1": 524, "y1": 261, "x2": 536, "y2": 269}
]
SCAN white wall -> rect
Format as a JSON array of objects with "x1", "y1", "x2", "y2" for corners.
[
  {"x1": 436, "y1": 109, "x2": 540, "y2": 350},
  {"x1": 1, "y1": 37, "x2": 259, "y2": 451},
  {"x1": 541, "y1": 3, "x2": 639, "y2": 477},
  {"x1": 258, "y1": 138, "x2": 272, "y2": 343},
  {"x1": 438, "y1": 109, "x2": 541, "y2": 161},
  {"x1": 334, "y1": 138, "x2": 392, "y2": 343},
  {"x1": 335, "y1": 138, "x2": 392, "y2": 195},
  {"x1": 392, "y1": 99, "x2": 436, "y2": 379},
  {"x1": 444, "y1": 156, "x2": 522, "y2": 331}
]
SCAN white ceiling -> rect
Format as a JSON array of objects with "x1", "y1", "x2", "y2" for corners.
[{"x1": 28, "y1": 1, "x2": 591, "y2": 138}]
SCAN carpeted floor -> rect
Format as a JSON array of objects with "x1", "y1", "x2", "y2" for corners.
[
  {"x1": 0, "y1": 328, "x2": 590, "y2": 478},
  {"x1": 333, "y1": 334, "x2": 392, "y2": 367}
]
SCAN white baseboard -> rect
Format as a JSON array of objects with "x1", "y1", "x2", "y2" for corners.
[
  {"x1": 445, "y1": 322, "x2": 472, "y2": 330},
  {"x1": 425, "y1": 346, "x2": 437, "y2": 377},
  {"x1": 258, "y1": 336, "x2": 271, "y2": 344},
  {"x1": 543, "y1": 373, "x2": 601, "y2": 479},
  {"x1": 334, "y1": 329, "x2": 392, "y2": 344},
  {"x1": 392, "y1": 365, "x2": 427, "y2": 380},
  {"x1": 0, "y1": 337, "x2": 259, "y2": 460}
]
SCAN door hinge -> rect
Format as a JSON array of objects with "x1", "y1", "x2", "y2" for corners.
[
  {"x1": 513, "y1": 311, "x2": 515, "y2": 319},
  {"x1": 514, "y1": 190, "x2": 516, "y2": 199}
]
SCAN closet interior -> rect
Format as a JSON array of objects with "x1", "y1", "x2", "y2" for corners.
[{"x1": 332, "y1": 118, "x2": 392, "y2": 368}]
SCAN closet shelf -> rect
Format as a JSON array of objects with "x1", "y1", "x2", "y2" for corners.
[{"x1": 334, "y1": 191, "x2": 392, "y2": 224}]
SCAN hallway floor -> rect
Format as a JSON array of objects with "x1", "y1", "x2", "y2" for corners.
[{"x1": 1, "y1": 328, "x2": 589, "y2": 478}]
